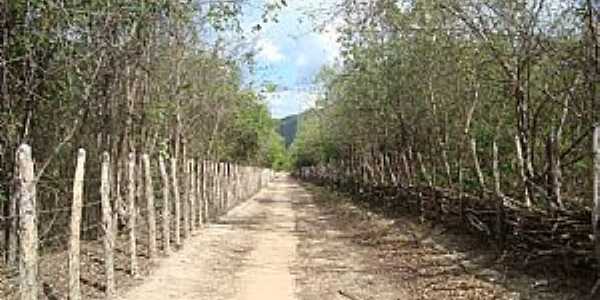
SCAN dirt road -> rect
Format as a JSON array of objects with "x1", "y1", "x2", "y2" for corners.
[
  {"x1": 117, "y1": 175, "x2": 404, "y2": 300},
  {"x1": 118, "y1": 175, "x2": 577, "y2": 300}
]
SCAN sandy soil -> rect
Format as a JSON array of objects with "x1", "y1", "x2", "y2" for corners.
[
  {"x1": 118, "y1": 175, "x2": 414, "y2": 300},
  {"x1": 117, "y1": 175, "x2": 581, "y2": 300},
  {"x1": 118, "y1": 176, "x2": 302, "y2": 300}
]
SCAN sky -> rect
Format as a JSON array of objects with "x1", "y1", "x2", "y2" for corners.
[{"x1": 239, "y1": 0, "x2": 342, "y2": 119}]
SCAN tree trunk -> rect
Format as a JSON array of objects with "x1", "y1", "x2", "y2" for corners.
[{"x1": 593, "y1": 126, "x2": 600, "y2": 275}]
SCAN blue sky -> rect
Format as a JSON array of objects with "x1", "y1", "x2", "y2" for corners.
[{"x1": 239, "y1": 0, "x2": 342, "y2": 119}]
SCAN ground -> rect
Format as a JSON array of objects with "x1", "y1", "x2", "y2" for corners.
[{"x1": 115, "y1": 175, "x2": 582, "y2": 300}]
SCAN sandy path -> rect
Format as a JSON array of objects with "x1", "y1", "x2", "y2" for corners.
[
  {"x1": 118, "y1": 176, "x2": 300, "y2": 300},
  {"x1": 117, "y1": 174, "x2": 586, "y2": 300},
  {"x1": 118, "y1": 175, "x2": 413, "y2": 300}
]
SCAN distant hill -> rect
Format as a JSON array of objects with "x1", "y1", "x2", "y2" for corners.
[{"x1": 278, "y1": 113, "x2": 300, "y2": 147}]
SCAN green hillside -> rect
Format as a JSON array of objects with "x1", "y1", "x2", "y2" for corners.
[{"x1": 278, "y1": 113, "x2": 300, "y2": 147}]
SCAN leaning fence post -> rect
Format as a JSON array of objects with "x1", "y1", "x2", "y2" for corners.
[
  {"x1": 101, "y1": 152, "x2": 115, "y2": 298},
  {"x1": 159, "y1": 156, "x2": 171, "y2": 254},
  {"x1": 127, "y1": 153, "x2": 138, "y2": 276},
  {"x1": 17, "y1": 144, "x2": 38, "y2": 300},
  {"x1": 171, "y1": 158, "x2": 181, "y2": 247},
  {"x1": 143, "y1": 154, "x2": 157, "y2": 260},
  {"x1": 69, "y1": 149, "x2": 86, "y2": 300}
]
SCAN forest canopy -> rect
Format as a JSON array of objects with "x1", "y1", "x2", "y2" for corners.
[
  {"x1": 292, "y1": 0, "x2": 599, "y2": 209},
  {"x1": 0, "y1": 0, "x2": 289, "y2": 192}
]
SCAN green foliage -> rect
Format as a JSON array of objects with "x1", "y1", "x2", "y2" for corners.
[
  {"x1": 289, "y1": 110, "x2": 336, "y2": 168},
  {"x1": 222, "y1": 92, "x2": 289, "y2": 170},
  {"x1": 289, "y1": 0, "x2": 595, "y2": 208},
  {"x1": 266, "y1": 131, "x2": 291, "y2": 171}
]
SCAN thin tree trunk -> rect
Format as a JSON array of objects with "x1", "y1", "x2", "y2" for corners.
[
  {"x1": 492, "y1": 140, "x2": 505, "y2": 250},
  {"x1": 471, "y1": 138, "x2": 485, "y2": 188},
  {"x1": 592, "y1": 126, "x2": 600, "y2": 276},
  {"x1": 515, "y1": 134, "x2": 532, "y2": 207}
]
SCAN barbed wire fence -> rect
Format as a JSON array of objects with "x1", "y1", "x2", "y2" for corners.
[{"x1": 0, "y1": 144, "x2": 273, "y2": 300}]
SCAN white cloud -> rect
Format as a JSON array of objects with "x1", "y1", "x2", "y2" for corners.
[
  {"x1": 264, "y1": 89, "x2": 319, "y2": 118},
  {"x1": 256, "y1": 38, "x2": 285, "y2": 62},
  {"x1": 295, "y1": 53, "x2": 308, "y2": 67},
  {"x1": 316, "y1": 17, "x2": 343, "y2": 63}
]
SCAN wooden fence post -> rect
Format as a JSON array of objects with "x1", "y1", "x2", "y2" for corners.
[
  {"x1": 171, "y1": 158, "x2": 181, "y2": 247},
  {"x1": 100, "y1": 152, "x2": 115, "y2": 298},
  {"x1": 127, "y1": 153, "x2": 138, "y2": 276},
  {"x1": 224, "y1": 163, "x2": 229, "y2": 209},
  {"x1": 215, "y1": 162, "x2": 221, "y2": 214},
  {"x1": 189, "y1": 160, "x2": 196, "y2": 232},
  {"x1": 223, "y1": 163, "x2": 228, "y2": 211},
  {"x1": 158, "y1": 156, "x2": 171, "y2": 254},
  {"x1": 113, "y1": 161, "x2": 122, "y2": 241},
  {"x1": 183, "y1": 159, "x2": 191, "y2": 239},
  {"x1": 207, "y1": 161, "x2": 212, "y2": 219},
  {"x1": 199, "y1": 161, "x2": 203, "y2": 224},
  {"x1": 225, "y1": 163, "x2": 230, "y2": 209},
  {"x1": 208, "y1": 161, "x2": 213, "y2": 221},
  {"x1": 69, "y1": 149, "x2": 86, "y2": 300},
  {"x1": 235, "y1": 164, "x2": 240, "y2": 205},
  {"x1": 143, "y1": 154, "x2": 157, "y2": 260},
  {"x1": 219, "y1": 163, "x2": 222, "y2": 210},
  {"x1": 230, "y1": 164, "x2": 235, "y2": 206},
  {"x1": 17, "y1": 144, "x2": 38, "y2": 300},
  {"x1": 222, "y1": 163, "x2": 227, "y2": 211},
  {"x1": 196, "y1": 160, "x2": 203, "y2": 227},
  {"x1": 201, "y1": 160, "x2": 208, "y2": 225},
  {"x1": 213, "y1": 161, "x2": 218, "y2": 216}
]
